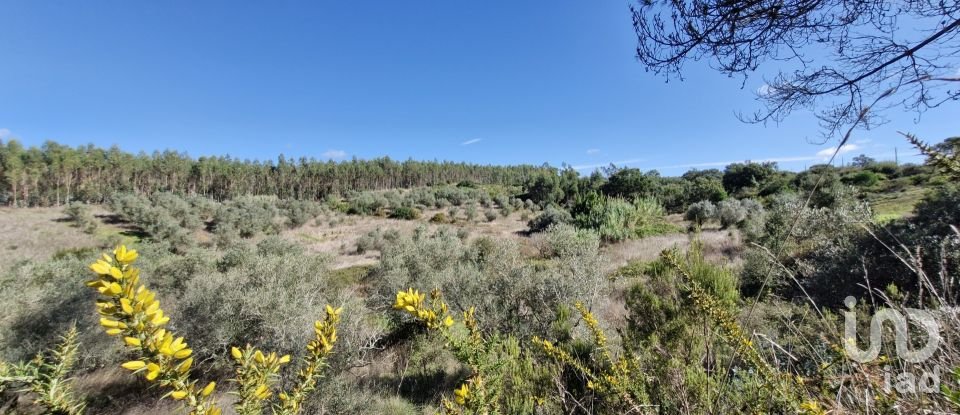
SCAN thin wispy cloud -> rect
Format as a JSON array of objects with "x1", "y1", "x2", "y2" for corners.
[
  {"x1": 461, "y1": 138, "x2": 482, "y2": 146},
  {"x1": 0, "y1": 128, "x2": 10, "y2": 139},
  {"x1": 815, "y1": 143, "x2": 859, "y2": 159},
  {"x1": 322, "y1": 149, "x2": 347, "y2": 159},
  {"x1": 586, "y1": 148, "x2": 601, "y2": 155}
]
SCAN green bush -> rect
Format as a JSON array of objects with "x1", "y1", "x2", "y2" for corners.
[
  {"x1": 150, "y1": 192, "x2": 205, "y2": 230},
  {"x1": 842, "y1": 170, "x2": 881, "y2": 187},
  {"x1": 739, "y1": 192, "x2": 875, "y2": 303},
  {"x1": 573, "y1": 195, "x2": 674, "y2": 241},
  {"x1": 347, "y1": 192, "x2": 388, "y2": 215},
  {"x1": 373, "y1": 225, "x2": 606, "y2": 337},
  {"x1": 355, "y1": 227, "x2": 401, "y2": 255},
  {"x1": 684, "y1": 200, "x2": 716, "y2": 226},
  {"x1": 527, "y1": 205, "x2": 573, "y2": 233},
  {"x1": 64, "y1": 202, "x2": 97, "y2": 234},
  {"x1": 214, "y1": 195, "x2": 282, "y2": 238},
  {"x1": 717, "y1": 198, "x2": 747, "y2": 228},
  {"x1": 109, "y1": 193, "x2": 196, "y2": 251},
  {"x1": 429, "y1": 212, "x2": 451, "y2": 224},
  {"x1": 389, "y1": 206, "x2": 421, "y2": 220},
  {"x1": 280, "y1": 199, "x2": 324, "y2": 228},
  {"x1": 464, "y1": 203, "x2": 478, "y2": 221}
]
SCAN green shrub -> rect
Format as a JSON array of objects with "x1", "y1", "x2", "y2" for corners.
[
  {"x1": 737, "y1": 198, "x2": 766, "y2": 240},
  {"x1": 717, "y1": 198, "x2": 747, "y2": 228},
  {"x1": 373, "y1": 225, "x2": 606, "y2": 337},
  {"x1": 0, "y1": 327, "x2": 85, "y2": 414},
  {"x1": 355, "y1": 227, "x2": 401, "y2": 254},
  {"x1": 150, "y1": 192, "x2": 205, "y2": 230},
  {"x1": 527, "y1": 205, "x2": 573, "y2": 233},
  {"x1": 573, "y1": 195, "x2": 674, "y2": 241},
  {"x1": 430, "y1": 212, "x2": 451, "y2": 224},
  {"x1": 346, "y1": 192, "x2": 388, "y2": 215},
  {"x1": 64, "y1": 202, "x2": 97, "y2": 234},
  {"x1": 280, "y1": 199, "x2": 324, "y2": 228},
  {"x1": 739, "y1": 192, "x2": 875, "y2": 303},
  {"x1": 842, "y1": 170, "x2": 881, "y2": 187},
  {"x1": 464, "y1": 203, "x2": 478, "y2": 221},
  {"x1": 484, "y1": 209, "x2": 498, "y2": 222},
  {"x1": 108, "y1": 193, "x2": 198, "y2": 250},
  {"x1": 524, "y1": 199, "x2": 536, "y2": 211},
  {"x1": 684, "y1": 200, "x2": 716, "y2": 226},
  {"x1": 214, "y1": 195, "x2": 282, "y2": 238},
  {"x1": 390, "y1": 206, "x2": 421, "y2": 220}
]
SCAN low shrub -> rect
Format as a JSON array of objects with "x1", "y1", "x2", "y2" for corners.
[
  {"x1": 108, "y1": 193, "x2": 198, "y2": 250},
  {"x1": 429, "y1": 212, "x2": 451, "y2": 224},
  {"x1": 355, "y1": 227, "x2": 401, "y2": 254},
  {"x1": 842, "y1": 170, "x2": 881, "y2": 187},
  {"x1": 82, "y1": 245, "x2": 343, "y2": 415},
  {"x1": 573, "y1": 195, "x2": 675, "y2": 241},
  {"x1": 464, "y1": 203, "x2": 478, "y2": 221},
  {"x1": 717, "y1": 198, "x2": 747, "y2": 228},
  {"x1": 64, "y1": 202, "x2": 98, "y2": 234},
  {"x1": 280, "y1": 199, "x2": 325, "y2": 228},
  {"x1": 214, "y1": 195, "x2": 282, "y2": 238},
  {"x1": 389, "y1": 206, "x2": 421, "y2": 220},
  {"x1": 527, "y1": 205, "x2": 573, "y2": 233},
  {"x1": 685, "y1": 200, "x2": 716, "y2": 227},
  {"x1": 372, "y1": 225, "x2": 606, "y2": 337}
]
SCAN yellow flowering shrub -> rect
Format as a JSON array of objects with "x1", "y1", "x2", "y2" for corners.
[
  {"x1": 86, "y1": 245, "x2": 342, "y2": 415},
  {"x1": 660, "y1": 249, "x2": 806, "y2": 410},
  {"x1": 393, "y1": 288, "x2": 546, "y2": 414},
  {"x1": 533, "y1": 303, "x2": 650, "y2": 411}
]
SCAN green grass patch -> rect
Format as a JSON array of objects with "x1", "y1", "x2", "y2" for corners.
[
  {"x1": 610, "y1": 260, "x2": 648, "y2": 280},
  {"x1": 327, "y1": 264, "x2": 374, "y2": 290},
  {"x1": 867, "y1": 186, "x2": 927, "y2": 220},
  {"x1": 296, "y1": 232, "x2": 324, "y2": 243}
]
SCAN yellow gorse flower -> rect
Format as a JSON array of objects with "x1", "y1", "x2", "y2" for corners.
[
  {"x1": 393, "y1": 288, "x2": 515, "y2": 414},
  {"x1": 276, "y1": 304, "x2": 343, "y2": 414},
  {"x1": 87, "y1": 246, "x2": 221, "y2": 415},
  {"x1": 89, "y1": 245, "x2": 342, "y2": 415},
  {"x1": 231, "y1": 344, "x2": 291, "y2": 414},
  {"x1": 454, "y1": 383, "x2": 470, "y2": 405},
  {"x1": 534, "y1": 303, "x2": 647, "y2": 409},
  {"x1": 394, "y1": 288, "x2": 450, "y2": 330}
]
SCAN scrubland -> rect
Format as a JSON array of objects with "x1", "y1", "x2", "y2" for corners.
[{"x1": 1, "y1": 140, "x2": 959, "y2": 414}]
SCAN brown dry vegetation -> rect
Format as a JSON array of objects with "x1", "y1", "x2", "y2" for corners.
[
  {"x1": 282, "y1": 208, "x2": 536, "y2": 270},
  {"x1": 0, "y1": 207, "x2": 106, "y2": 273}
]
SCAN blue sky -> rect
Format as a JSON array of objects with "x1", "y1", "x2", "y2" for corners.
[{"x1": 0, "y1": 1, "x2": 956, "y2": 175}]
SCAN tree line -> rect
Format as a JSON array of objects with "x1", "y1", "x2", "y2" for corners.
[{"x1": 0, "y1": 140, "x2": 554, "y2": 206}]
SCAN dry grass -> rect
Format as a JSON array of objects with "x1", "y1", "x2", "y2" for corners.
[
  {"x1": 282, "y1": 208, "x2": 533, "y2": 269},
  {"x1": 602, "y1": 229, "x2": 743, "y2": 274},
  {"x1": 0, "y1": 207, "x2": 102, "y2": 273},
  {"x1": 0, "y1": 204, "x2": 739, "y2": 277}
]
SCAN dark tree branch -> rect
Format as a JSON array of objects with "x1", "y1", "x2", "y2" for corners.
[{"x1": 632, "y1": 0, "x2": 960, "y2": 138}]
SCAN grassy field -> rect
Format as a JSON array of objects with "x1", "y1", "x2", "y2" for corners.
[{"x1": 867, "y1": 185, "x2": 928, "y2": 222}]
